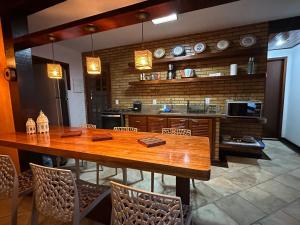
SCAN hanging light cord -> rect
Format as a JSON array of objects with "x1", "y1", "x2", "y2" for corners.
[
  {"x1": 141, "y1": 20, "x2": 144, "y2": 49},
  {"x1": 51, "y1": 40, "x2": 55, "y2": 64},
  {"x1": 90, "y1": 33, "x2": 95, "y2": 56}
]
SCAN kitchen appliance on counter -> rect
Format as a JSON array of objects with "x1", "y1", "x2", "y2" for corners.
[
  {"x1": 100, "y1": 108, "x2": 131, "y2": 129},
  {"x1": 226, "y1": 101, "x2": 262, "y2": 118},
  {"x1": 132, "y1": 101, "x2": 142, "y2": 112}
]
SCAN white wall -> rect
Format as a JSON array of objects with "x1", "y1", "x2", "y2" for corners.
[
  {"x1": 268, "y1": 45, "x2": 300, "y2": 146},
  {"x1": 32, "y1": 44, "x2": 87, "y2": 126}
]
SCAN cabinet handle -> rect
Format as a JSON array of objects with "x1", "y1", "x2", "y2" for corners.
[
  {"x1": 180, "y1": 120, "x2": 186, "y2": 122},
  {"x1": 158, "y1": 119, "x2": 164, "y2": 121},
  {"x1": 191, "y1": 119, "x2": 198, "y2": 123},
  {"x1": 135, "y1": 121, "x2": 140, "y2": 123}
]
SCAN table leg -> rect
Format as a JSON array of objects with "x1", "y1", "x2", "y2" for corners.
[{"x1": 176, "y1": 177, "x2": 190, "y2": 205}]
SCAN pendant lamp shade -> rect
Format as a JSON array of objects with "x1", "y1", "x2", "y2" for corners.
[
  {"x1": 47, "y1": 63, "x2": 62, "y2": 79},
  {"x1": 86, "y1": 56, "x2": 101, "y2": 75},
  {"x1": 134, "y1": 50, "x2": 152, "y2": 70}
]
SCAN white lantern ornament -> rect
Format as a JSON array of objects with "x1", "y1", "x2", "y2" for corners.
[
  {"x1": 36, "y1": 111, "x2": 49, "y2": 134},
  {"x1": 26, "y1": 118, "x2": 36, "y2": 134}
]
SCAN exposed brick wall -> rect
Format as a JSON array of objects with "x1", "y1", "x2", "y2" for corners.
[{"x1": 82, "y1": 22, "x2": 269, "y2": 159}]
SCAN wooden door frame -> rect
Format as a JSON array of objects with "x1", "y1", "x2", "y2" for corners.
[{"x1": 266, "y1": 57, "x2": 287, "y2": 138}]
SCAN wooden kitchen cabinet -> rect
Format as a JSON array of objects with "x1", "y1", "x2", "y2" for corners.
[
  {"x1": 168, "y1": 117, "x2": 189, "y2": 129},
  {"x1": 128, "y1": 115, "x2": 147, "y2": 132},
  {"x1": 188, "y1": 118, "x2": 212, "y2": 137},
  {"x1": 147, "y1": 116, "x2": 168, "y2": 133}
]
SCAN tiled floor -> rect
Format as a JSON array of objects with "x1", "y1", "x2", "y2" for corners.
[{"x1": 1, "y1": 140, "x2": 300, "y2": 225}]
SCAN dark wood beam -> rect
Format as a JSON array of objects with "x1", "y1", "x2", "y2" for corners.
[
  {"x1": 0, "y1": 0, "x2": 65, "y2": 17},
  {"x1": 14, "y1": 0, "x2": 239, "y2": 50},
  {"x1": 269, "y1": 16, "x2": 300, "y2": 34}
]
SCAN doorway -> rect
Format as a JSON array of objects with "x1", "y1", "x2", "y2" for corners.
[
  {"x1": 32, "y1": 56, "x2": 70, "y2": 126},
  {"x1": 264, "y1": 58, "x2": 287, "y2": 138}
]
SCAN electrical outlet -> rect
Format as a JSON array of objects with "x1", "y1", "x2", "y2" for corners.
[
  {"x1": 115, "y1": 99, "x2": 119, "y2": 105},
  {"x1": 152, "y1": 99, "x2": 157, "y2": 105}
]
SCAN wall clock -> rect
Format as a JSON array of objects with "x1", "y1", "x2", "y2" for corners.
[{"x1": 172, "y1": 45, "x2": 185, "y2": 56}]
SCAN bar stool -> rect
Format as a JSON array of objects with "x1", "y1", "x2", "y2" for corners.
[
  {"x1": 151, "y1": 128, "x2": 196, "y2": 192},
  {"x1": 0, "y1": 155, "x2": 33, "y2": 225},
  {"x1": 96, "y1": 127, "x2": 144, "y2": 185},
  {"x1": 111, "y1": 181, "x2": 192, "y2": 225},
  {"x1": 29, "y1": 163, "x2": 110, "y2": 225}
]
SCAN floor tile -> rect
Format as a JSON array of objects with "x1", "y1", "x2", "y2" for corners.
[
  {"x1": 258, "y1": 210, "x2": 300, "y2": 225},
  {"x1": 204, "y1": 177, "x2": 242, "y2": 196},
  {"x1": 240, "y1": 166, "x2": 275, "y2": 183},
  {"x1": 275, "y1": 174, "x2": 300, "y2": 191},
  {"x1": 192, "y1": 203, "x2": 239, "y2": 225},
  {"x1": 239, "y1": 186, "x2": 287, "y2": 213},
  {"x1": 225, "y1": 171, "x2": 260, "y2": 189},
  {"x1": 215, "y1": 194, "x2": 265, "y2": 225},
  {"x1": 210, "y1": 166, "x2": 229, "y2": 179},
  {"x1": 256, "y1": 180, "x2": 300, "y2": 203},
  {"x1": 282, "y1": 199, "x2": 300, "y2": 221},
  {"x1": 289, "y1": 168, "x2": 300, "y2": 179},
  {"x1": 257, "y1": 160, "x2": 291, "y2": 176}
]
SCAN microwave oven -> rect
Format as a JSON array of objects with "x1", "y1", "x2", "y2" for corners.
[{"x1": 226, "y1": 101, "x2": 262, "y2": 118}]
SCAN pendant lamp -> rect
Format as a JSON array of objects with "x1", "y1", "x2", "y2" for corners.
[
  {"x1": 85, "y1": 25, "x2": 101, "y2": 75},
  {"x1": 135, "y1": 12, "x2": 152, "y2": 70},
  {"x1": 47, "y1": 36, "x2": 62, "y2": 79}
]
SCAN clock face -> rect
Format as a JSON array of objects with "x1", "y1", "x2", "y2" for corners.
[
  {"x1": 153, "y1": 48, "x2": 166, "y2": 59},
  {"x1": 172, "y1": 45, "x2": 185, "y2": 56}
]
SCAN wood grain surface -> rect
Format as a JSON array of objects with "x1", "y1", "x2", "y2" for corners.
[{"x1": 0, "y1": 126, "x2": 211, "y2": 180}]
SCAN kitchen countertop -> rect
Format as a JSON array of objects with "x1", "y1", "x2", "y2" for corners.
[{"x1": 123, "y1": 111, "x2": 226, "y2": 118}]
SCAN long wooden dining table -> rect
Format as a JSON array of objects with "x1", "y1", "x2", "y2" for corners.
[{"x1": 0, "y1": 126, "x2": 211, "y2": 206}]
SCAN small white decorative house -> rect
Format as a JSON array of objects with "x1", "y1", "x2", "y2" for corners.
[
  {"x1": 26, "y1": 118, "x2": 36, "y2": 134},
  {"x1": 36, "y1": 111, "x2": 49, "y2": 133}
]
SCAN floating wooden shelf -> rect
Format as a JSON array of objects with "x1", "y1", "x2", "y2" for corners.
[
  {"x1": 128, "y1": 48, "x2": 265, "y2": 68},
  {"x1": 128, "y1": 73, "x2": 266, "y2": 85}
]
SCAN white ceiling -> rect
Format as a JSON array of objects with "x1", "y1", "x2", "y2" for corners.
[{"x1": 28, "y1": 0, "x2": 300, "y2": 53}]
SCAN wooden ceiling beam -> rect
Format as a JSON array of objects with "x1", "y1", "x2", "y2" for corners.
[{"x1": 14, "y1": 0, "x2": 239, "y2": 51}]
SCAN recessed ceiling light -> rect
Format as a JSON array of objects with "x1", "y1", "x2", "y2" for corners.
[{"x1": 152, "y1": 13, "x2": 177, "y2": 25}]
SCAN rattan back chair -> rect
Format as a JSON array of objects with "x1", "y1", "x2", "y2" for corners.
[
  {"x1": 30, "y1": 163, "x2": 110, "y2": 225},
  {"x1": 111, "y1": 181, "x2": 192, "y2": 225},
  {"x1": 151, "y1": 128, "x2": 195, "y2": 192},
  {"x1": 97, "y1": 127, "x2": 143, "y2": 185},
  {"x1": 0, "y1": 155, "x2": 33, "y2": 225}
]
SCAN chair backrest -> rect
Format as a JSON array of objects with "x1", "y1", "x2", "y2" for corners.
[
  {"x1": 111, "y1": 181, "x2": 184, "y2": 225},
  {"x1": 0, "y1": 155, "x2": 18, "y2": 198},
  {"x1": 162, "y1": 128, "x2": 191, "y2": 136},
  {"x1": 81, "y1": 124, "x2": 96, "y2": 129},
  {"x1": 113, "y1": 127, "x2": 137, "y2": 132},
  {"x1": 30, "y1": 163, "x2": 79, "y2": 223}
]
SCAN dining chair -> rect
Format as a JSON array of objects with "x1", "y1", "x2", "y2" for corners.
[
  {"x1": 111, "y1": 181, "x2": 192, "y2": 225},
  {"x1": 0, "y1": 155, "x2": 33, "y2": 225},
  {"x1": 150, "y1": 128, "x2": 195, "y2": 192},
  {"x1": 96, "y1": 126, "x2": 143, "y2": 185},
  {"x1": 29, "y1": 163, "x2": 110, "y2": 225}
]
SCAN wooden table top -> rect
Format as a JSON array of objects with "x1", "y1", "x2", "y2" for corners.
[{"x1": 0, "y1": 127, "x2": 211, "y2": 180}]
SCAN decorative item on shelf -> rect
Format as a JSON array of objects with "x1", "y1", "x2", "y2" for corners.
[
  {"x1": 216, "y1": 40, "x2": 230, "y2": 51},
  {"x1": 26, "y1": 118, "x2": 36, "y2": 135},
  {"x1": 181, "y1": 68, "x2": 195, "y2": 78},
  {"x1": 209, "y1": 72, "x2": 223, "y2": 77},
  {"x1": 84, "y1": 24, "x2": 101, "y2": 75},
  {"x1": 47, "y1": 36, "x2": 62, "y2": 79},
  {"x1": 167, "y1": 64, "x2": 176, "y2": 79},
  {"x1": 240, "y1": 35, "x2": 256, "y2": 48},
  {"x1": 153, "y1": 48, "x2": 166, "y2": 59},
  {"x1": 172, "y1": 45, "x2": 185, "y2": 57},
  {"x1": 135, "y1": 12, "x2": 152, "y2": 70},
  {"x1": 230, "y1": 64, "x2": 238, "y2": 76},
  {"x1": 140, "y1": 73, "x2": 145, "y2": 80},
  {"x1": 247, "y1": 57, "x2": 255, "y2": 75},
  {"x1": 36, "y1": 111, "x2": 49, "y2": 134},
  {"x1": 194, "y1": 42, "x2": 206, "y2": 53}
]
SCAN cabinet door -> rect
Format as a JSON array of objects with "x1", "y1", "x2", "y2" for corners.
[
  {"x1": 168, "y1": 117, "x2": 189, "y2": 129},
  {"x1": 148, "y1": 117, "x2": 168, "y2": 133},
  {"x1": 128, "y1": 116, "x2": 147, "y2": 132},
  {"x1": 188, "y1": 118, "x2": 212, "y2": 137}
]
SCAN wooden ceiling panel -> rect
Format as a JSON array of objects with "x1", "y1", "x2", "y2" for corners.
[{"x1": 13, "y1": 0, "x2": 239, "y2": 50}]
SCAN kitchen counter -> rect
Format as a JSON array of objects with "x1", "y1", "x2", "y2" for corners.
[{"x1": 123, "y1": 111, "x2": 225, "y2": 118}]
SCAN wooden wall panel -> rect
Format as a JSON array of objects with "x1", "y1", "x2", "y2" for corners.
[{"x1": 0, "y1": 20, "x2": 19, "y2": 172}]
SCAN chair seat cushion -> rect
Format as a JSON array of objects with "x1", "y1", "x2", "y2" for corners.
[
  {"x1": 76, "y1": 180, "x2": 110, "y2": 214},
  {"x1": 18, "y1": 170, "x2": 33, "y2": 195}
]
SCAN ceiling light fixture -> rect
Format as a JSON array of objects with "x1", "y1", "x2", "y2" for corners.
[
  {"x1": 85, "y1": 24, "x2": 101, "y2": 75},
  {"x1": 152, "y1": 13, "x2": 177, "y2": 25},
  {"x1": 47, "y1": 36, "x2": 62, "y2": 79},
  {"x1": 275, "y1": 32, "x2": 289, "y2": 46},
  {"x1": 135, "y1": 12, "x2": 152, "y2": 70}
]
